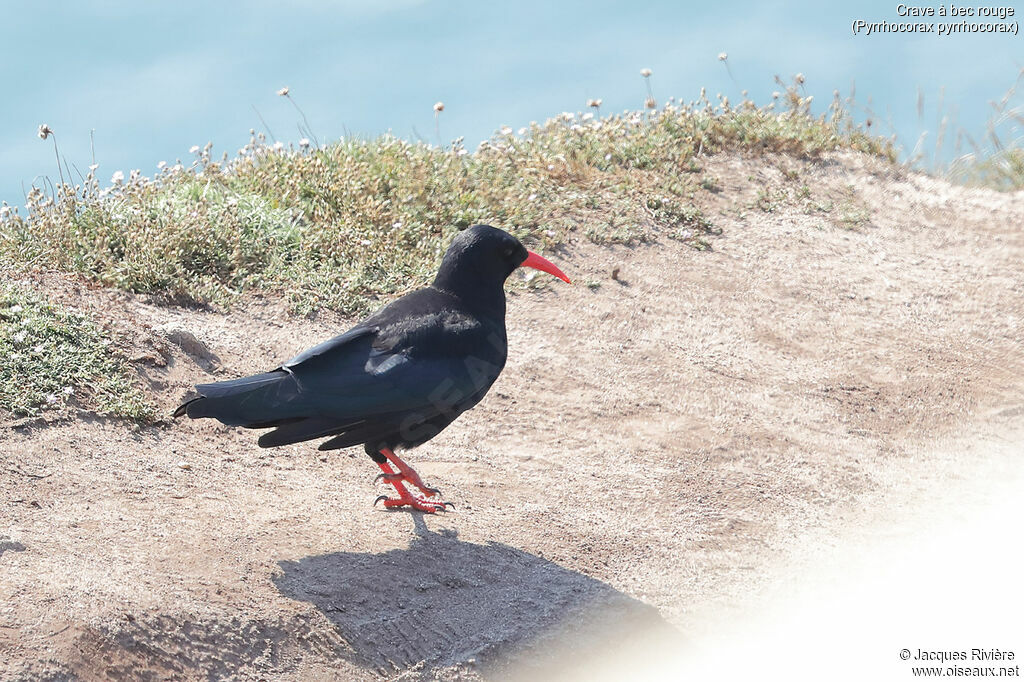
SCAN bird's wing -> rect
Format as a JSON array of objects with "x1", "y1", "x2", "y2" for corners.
[
  {"x1": 282, "y1": 325, "x2": 376, "y2": 368},
  {"x1": 279, "y1": 316, "x2": 501, "y2": 420},
  {"x1": 183, "y1": 326, "x2": 378, "y2": 426}
]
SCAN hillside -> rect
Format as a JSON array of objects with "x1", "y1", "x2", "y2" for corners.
[{"x1": 2, "y1": 144, "x2": 1023, "y2": 679}]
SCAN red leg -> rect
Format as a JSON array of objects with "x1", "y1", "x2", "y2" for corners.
[
  {"x1": 372, "y1": 454, "x2": 452, "y2": 513},
  {"x1": 380, "y1": 447, "x2": 441, "y2": 497}
]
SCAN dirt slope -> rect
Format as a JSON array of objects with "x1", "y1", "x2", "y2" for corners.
[{"x1": 2, "y1": 151, "x2": 1023, "y2": 680}]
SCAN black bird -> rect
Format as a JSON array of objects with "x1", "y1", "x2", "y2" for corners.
[{"x1": 174, "y1": 225, "x2": 570, "y2": 512}]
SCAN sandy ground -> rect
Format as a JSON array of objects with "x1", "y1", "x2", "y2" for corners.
[{"x1": 2, "y1": 151, "x2": 1022, "y2": 680}]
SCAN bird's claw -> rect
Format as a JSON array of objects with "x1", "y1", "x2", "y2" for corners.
[
  {"x1": 374, "y1": 449, "x2": 450, "y2": 512},
  {"x1": 373, "y1": 492, "x2": 452, "y2": 513}
]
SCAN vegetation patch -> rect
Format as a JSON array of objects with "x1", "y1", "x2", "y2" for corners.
[
  {"x1": 0, "y1": 78, "x2": 894, "y2": 316},
  {"x1": 0, "y1": 282, "x2": 154, "y2": 420}
]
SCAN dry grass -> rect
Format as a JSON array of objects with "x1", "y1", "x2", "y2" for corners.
[
  {"x1": 0, "y1": 79, "x2": 892, "y2": 317},
  {"x1": 928, "y1": 68, "x2": 1024, "y2": 191}
]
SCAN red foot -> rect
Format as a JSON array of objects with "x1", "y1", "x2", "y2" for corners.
[{"x1": 373, "y1": 450, "x2": 453, "y2": 513}]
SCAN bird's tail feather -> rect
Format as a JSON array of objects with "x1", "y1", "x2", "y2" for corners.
[{"x1": 174, "y1": 370, "x2": 307, "y2": 427}]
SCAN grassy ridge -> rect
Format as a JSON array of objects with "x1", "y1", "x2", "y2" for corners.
[
  {"x1": 0, "y1": 84, "x2": 896, "y2": 420},
  {"x1": 1, "y1": 85, "x2": 891, "y2": 316}
]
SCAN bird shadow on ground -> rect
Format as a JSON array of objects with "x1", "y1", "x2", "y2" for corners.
[{"x1": 273, "y1": 515, "x2": 680, "y2": 679}]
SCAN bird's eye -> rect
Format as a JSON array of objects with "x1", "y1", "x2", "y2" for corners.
[{"x1": 503, "y1": 247, "x2": 514, "y2": 258}]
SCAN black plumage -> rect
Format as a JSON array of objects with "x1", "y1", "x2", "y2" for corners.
[{"x1": 174, "y1": 224, "x2": 569, "y2": 511}]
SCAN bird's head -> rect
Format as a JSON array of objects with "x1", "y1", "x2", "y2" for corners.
[{"x1": 433, "y1": 225, "x2": 570, "y2": 298}]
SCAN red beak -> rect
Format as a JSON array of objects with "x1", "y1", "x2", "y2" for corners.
[{"x1": 521, "y1": 251, "x2": 571, "y2": 283}]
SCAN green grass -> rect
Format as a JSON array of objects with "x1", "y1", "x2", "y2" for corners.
[
  {"x1": 0, "y1": 283, "x2": 154, "y2": 420},
  {"x1": 0, "y1": 80, "x2": 893, "y2": 317}
]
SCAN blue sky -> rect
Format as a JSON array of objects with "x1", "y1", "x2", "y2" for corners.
[{"x1": 1, "y1": 0, "x2": 1020, "y2": 205}]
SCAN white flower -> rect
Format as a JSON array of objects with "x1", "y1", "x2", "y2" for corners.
[
  {"x1": 561, "y1": 112, "x2": 574, "y2": 121},
  {"x1": 157, "y1": 161, "x2": 167, "y2": 170},
  {"x1": 62, "y1": 386, "x2": 74, "y2": 395},
  {"x1": 37, "y1": 124, "x2": 53, "y2": 140},
  {"x1": 33, "y1": 343, "x2": 45, "y2": 353},
  {"x1": 795, "y1": 73, "x2": 805, "y2": 84},
  {"x1": 547, "y1": 164, "x2": 555, "y2": 171},
  {"x1": 361, "y1": 239, "x2": 372, "y2": 246},
  {"x1": 189, "y1": 145, "x2": 200, "y2": 154},
  {"x1": 8, "y1": 304, "x2": 20, "y2": 314},
  {"x1": 718, "y1": 52, "x2": 728, "y2": 61},
  {"x1": 582, "y1": 112, "x2": 594, "y2": 121},
  {"x1": 518, "y1": 127, "x2": 527, "y2": 135},
  {"x1": 604, "y1": 153, "x2": 612, "y2": 161},
  {"x1": 111, "y1": 170, "x2": 125, "y2": 184},
  {"x1": 640, "y1": 68, "x2": 652, "y2": 77},
  {"x1": 528, "y1": 193, "x2": 537, "y2": 201},
  {"x1": 456, "y1": 148, "x2": 467, "y2": 156},
  {"x1": 45, "y1": 394, "x2": 58, "y2": 404},
  {"x1": 13, "y1": 331, "x2": 26, "y2": 343},
  {"x1": 587, "y1": 98, "x2": 602, "y2": 108},
  {"x1": 500, "y1": 126, "x2": 512, "y2": 135},
  {"x1": 433, "y1": 101, "x2": 444, "y2": 113},
  {"x1": 277, "y1": 86, "x2": 290, "y2": 97},
  {"x1": 299, "y1": 138, "x2": 310, "y2": 148},
  {"x1": 272, "y1": 141, "x2": 284, "y2": 151},
  {"x1": 88, "y1": 163, "x2": 99, "y2": 172}
]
